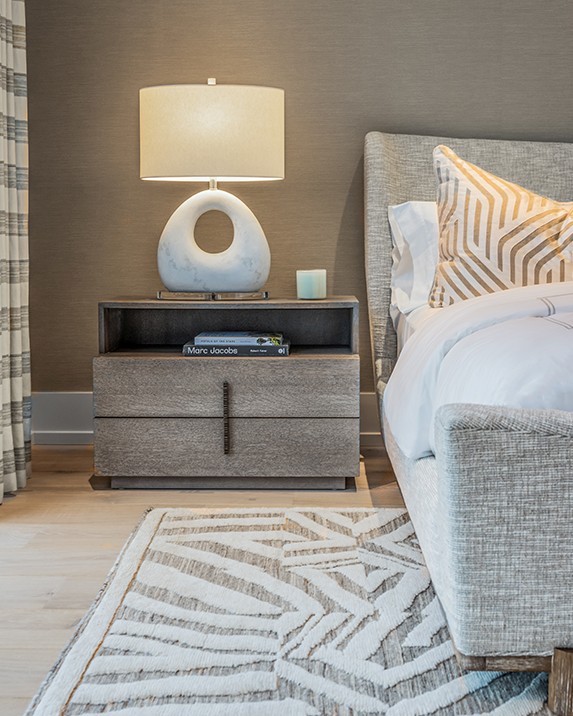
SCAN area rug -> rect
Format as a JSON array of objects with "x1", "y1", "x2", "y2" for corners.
[{"x1": 26, "y1": 508, "x2": 550, "y2": 715}]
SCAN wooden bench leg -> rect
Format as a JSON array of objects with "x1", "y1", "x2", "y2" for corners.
[{"x1": 549, "y1": 649, "x2": 573, "y2": 716}]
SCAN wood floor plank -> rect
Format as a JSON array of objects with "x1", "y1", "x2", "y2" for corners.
[
  {"x1": 2, "y1": 576, "x2": 68, "y2": 609},
  {"x1": 0, "y1": 648, "x2": 65, "y2": 698},
  {"x1": 0, "y1": 443, "x2": 401, "y2": 714},
  {"x1": 0, "y1": 698, "x2": 33, "y2": 716},
  {"x1": 0, "y1": 551, "x2": 121, "y2": 577},
  {"x1": 1, "y1": 627, "x2": 80, "y2": 650},
  {"x1": 2, "y1": 608, "x2": 86, "y2": 631}
]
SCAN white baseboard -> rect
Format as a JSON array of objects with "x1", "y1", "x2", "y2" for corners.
[
  {"x1": 32, "y1": 392, "x2": 95, "y2": 445},
  {"x1": 359, "y1": 392, "x2": 383, "y2": 447},
  {"x1": 32, "y1": 391, "x2": 382, "y2": 446}
]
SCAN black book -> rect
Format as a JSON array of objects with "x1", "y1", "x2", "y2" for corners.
[{"x1": 182, "y1": 341, "x2": 290, "y2": 357}]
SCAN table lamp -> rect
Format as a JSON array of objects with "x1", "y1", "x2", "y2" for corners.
[{"x1": 139, "y1": 80, "x2": 284, "y2": 297}]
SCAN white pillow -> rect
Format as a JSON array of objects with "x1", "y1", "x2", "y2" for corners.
[{"x1": 388, "y1": 201, "x2": 439, "y2": 326}]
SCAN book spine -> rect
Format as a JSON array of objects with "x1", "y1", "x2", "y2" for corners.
[
  {"x1": 183, "y1": 344, "x2": 290, "y2": 357},
  {"x1": 194, "y1": 335, "x2": 282, "y2": 346}
]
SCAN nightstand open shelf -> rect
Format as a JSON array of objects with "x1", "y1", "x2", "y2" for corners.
[
  {"x1": 99, "y1": 297, "x2": 358, "y2": 352},
  {"x1": 93, "y1": 297, "x2": 360, "y2": 489}
]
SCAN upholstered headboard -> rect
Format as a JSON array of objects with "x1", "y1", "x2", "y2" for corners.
[{"x1": 364, "y1": 131, "x2": 573, "y2": 401}]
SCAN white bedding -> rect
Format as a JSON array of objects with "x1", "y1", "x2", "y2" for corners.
[
  {"x1": 383, "y1": 281, "x2": 573, "y2": 459},
  {"x1": 395, "y1": 304, "x2": 439, "y2": 353}
]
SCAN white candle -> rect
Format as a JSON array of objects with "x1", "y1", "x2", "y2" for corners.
[{"x1": 296, "y1": 269, "x2": 327, "y2": 299}]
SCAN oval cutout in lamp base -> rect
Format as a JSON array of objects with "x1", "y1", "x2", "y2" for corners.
[{"x1": 157, "y1": 189, "x2": 271, "y2": 292}]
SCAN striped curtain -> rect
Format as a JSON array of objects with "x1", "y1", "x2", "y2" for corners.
[{"x1": 0, "y1": 0, "x2": 30, "y2": 503}]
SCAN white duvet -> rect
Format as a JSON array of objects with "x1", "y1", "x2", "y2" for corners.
[{"x1": 383, "y1": 281, "x2": 573, "y2": 459}]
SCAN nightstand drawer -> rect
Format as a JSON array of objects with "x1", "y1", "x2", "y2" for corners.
[
  {"x1": 93, "y1": 355, "x2": 359, "y2": 418},
  {"x1": 94, "y1": 417, "x2": 359, "y2": 478}
]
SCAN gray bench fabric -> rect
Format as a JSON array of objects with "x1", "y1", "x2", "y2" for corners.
[
  {"x1": 385, "y1": 404, "x2": 573, "y2": 656},
  {"x1": 435, "y1": 404, "x2": 573, "y2": 655},
  {"x1": 365, "y1": 131, "x2": 573, "y2": 657}
]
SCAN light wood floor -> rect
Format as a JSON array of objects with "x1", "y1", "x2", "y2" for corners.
[{"x1": 0, "y1": 445, "x2": 402, "y2": 716}]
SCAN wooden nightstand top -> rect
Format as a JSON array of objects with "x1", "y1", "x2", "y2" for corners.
[{"x1": 99, "y1": 296, "x2": 358, "y2": 310}]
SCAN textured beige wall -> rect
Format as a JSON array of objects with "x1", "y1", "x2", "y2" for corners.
[{"x1": 26, "y1": 0, "x2": 573, "y2": 392}]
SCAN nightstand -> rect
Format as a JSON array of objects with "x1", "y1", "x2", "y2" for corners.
[{"x1": 93, "y1": 297, "x2": 360, "y2": 489}]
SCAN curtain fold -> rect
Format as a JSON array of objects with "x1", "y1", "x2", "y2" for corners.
[{"x1": 0, "y1": 0, "x2": 30, "y2": 503}]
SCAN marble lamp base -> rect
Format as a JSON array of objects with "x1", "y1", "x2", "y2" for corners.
[{"x1": 157, "y1": 188, "x2": 271, "y2": 293}]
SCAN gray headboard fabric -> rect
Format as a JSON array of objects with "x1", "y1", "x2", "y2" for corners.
[{"x1": 364, "y1": 131, "x2": 573, "y2": 398}]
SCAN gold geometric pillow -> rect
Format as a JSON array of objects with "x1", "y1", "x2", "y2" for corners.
[{"x1": 429, "y1": 145, "x2": 573, "y2": 308}]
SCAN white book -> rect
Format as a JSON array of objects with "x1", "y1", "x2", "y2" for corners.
[{"x1": 193, "y1": 331, "x2": 284, "y2": 346}]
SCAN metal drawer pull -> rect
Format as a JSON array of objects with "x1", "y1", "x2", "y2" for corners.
[{"x1": 223, "y1": 381, "x2": 230, "y2": 454}]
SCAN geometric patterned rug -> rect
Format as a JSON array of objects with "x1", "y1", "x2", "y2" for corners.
[{"x1": 25, "y1": 508, "x2": 550, "y2": 715}]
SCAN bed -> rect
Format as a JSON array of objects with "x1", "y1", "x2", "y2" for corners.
[{"x1": 364, "y1": 131, "x2": 573, "y2": 715}]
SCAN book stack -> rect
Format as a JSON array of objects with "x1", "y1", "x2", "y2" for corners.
[{"x1": 183, "y1": 331, "x2": 290, "y2": 357}]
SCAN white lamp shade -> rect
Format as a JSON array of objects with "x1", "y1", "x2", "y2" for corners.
[{"x1": 139, "y1": 84, "x2": 284, "y2": 181}]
